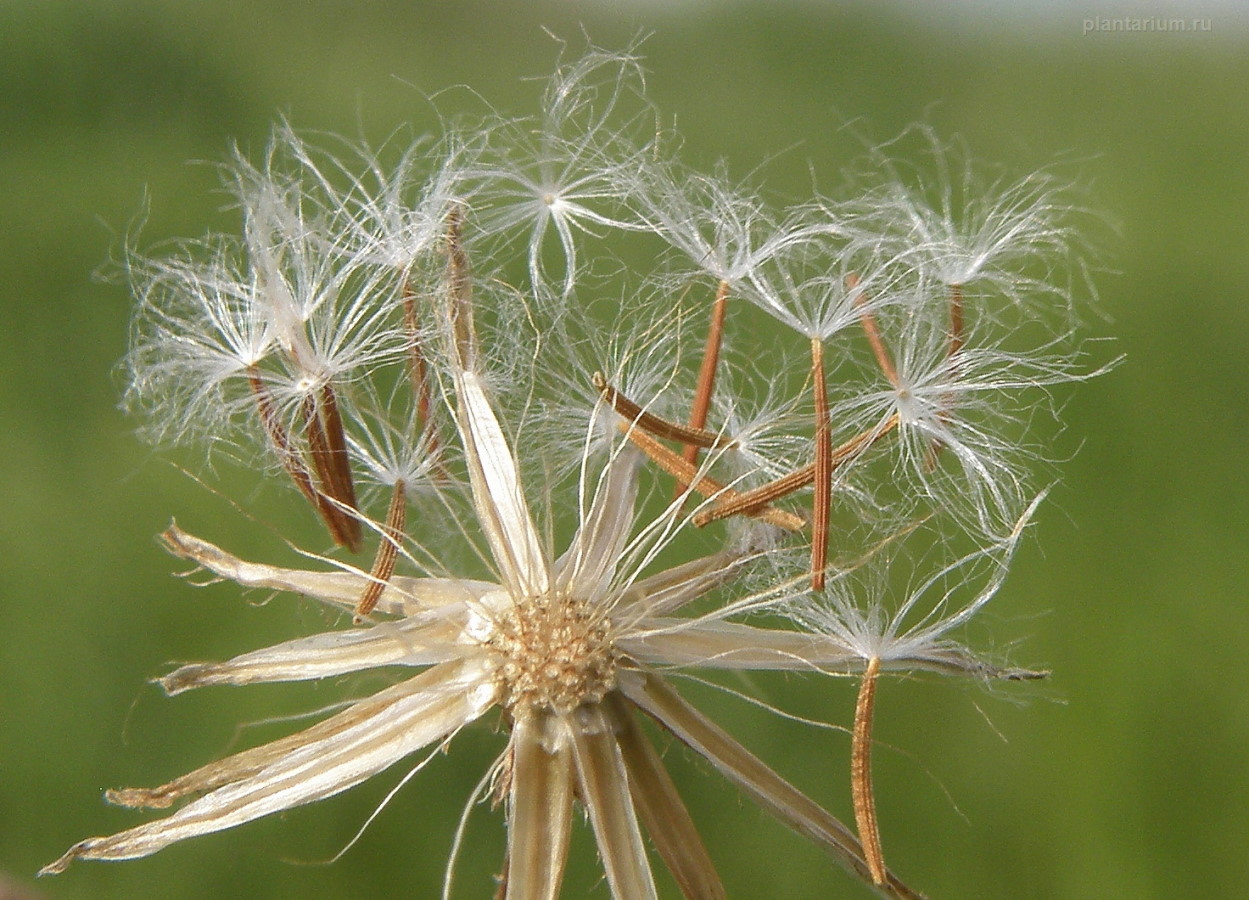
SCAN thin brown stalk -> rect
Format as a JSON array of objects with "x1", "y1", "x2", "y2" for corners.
[
  {"x1": 627, "y1": 671, "x2": 923, "y2": 900},
  {"x1": 251, "y1": 369, "x2": 358, "y2": 549},
  {"x1": 247, "y1": 370, "x2": 319, "y2": 510},
  {"x1": 851, "y1": 656, "x2": 886, "y2": 886},
  {"x1": 692, "y1": 463, "x2": 815, "y2": 527},
  {"x1": 444, "y1": 204, "x2": 476, "y2": 370},
  {"x1": 593, "y1": 373, "x2": 736, "y2": 450},
  {"x1": 677, "y1": 279, "x2": 731, "y2": 495},
  {"x1": 621, "y1": 425, "x2": 804, "y2": 532},
  {"x1": 302, "y1": 392, "x2": 361, "y2": 552},
  {"x1": 811, "y1": 338, "x2": 832, "y2": 591},
  {"x1": 402, "y1": 280, "x2": 451, "y2": 484},
  {"x1": 402, "y1": 281, "x2": 436, "y2": 440},
  {"x1": 355, "y1": 480, "x2": 408, "y2": 619},
  {"x1": 847, "y1": 273, "x2": 900, "y2": 389},
  {"x1": 693, "y1": 413, "x2": 902, "y2": 527},
  {"x1": 947, "y1": 282, "x2": 965, "y2": 359},
  {"x1": 319, "y1": 384, "x2": 361, "y2": 542},
  {"x1": 923, "y1": 282, "x2": 964, "y2": 471}
]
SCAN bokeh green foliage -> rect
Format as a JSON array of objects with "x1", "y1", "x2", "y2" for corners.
[{"x1": 2, "y1": 2, "x2": 1246, "y2": 897}]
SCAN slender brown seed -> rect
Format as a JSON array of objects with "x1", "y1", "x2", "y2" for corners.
[
  {"x1": 247, "y1": 369, "x2": 320, "y2": 510},
  {"x1": 355, "y1": 479, "x2": 408, "y2": 619},
  {"x1": 402, "y1": 280, "x2": 453, "y2": 488},
  {"x1": 836, "y1": 412, "x2": 900, "y2": 462},
  {"x1": 922, "y1": 437, "x2": 944, "y2": 475},
  {"x1": 948, "y1": 282, "x2": 965, "y2": 358},
  {"x1": 303, "y1": 394, "x2": 331, "y2": 472},
  {"x1": 810, "y1": 338, "x2": 832, "y2": 591},
  {"x1": 677, "y1": 278, "x2": 731, "y2": 495},
  {"x1": 319, "y1": 384, "x2": 362, "y2": 546},
  {"x1": 852, "y1": 656, "x2": 886, "y2": 886},
  {"x1": 302, "y1": 393, "x2": 361, "y2": 552},
  {"x1": 621, "y1": 425, "x2": 805, "y2": 532},
  {"x1": 847, "y1": 273, "x2": 901, "y2": 389},
  {"x1": 692, "y1": 413, "x2": 901, "y2": 527},
  {"x1": 693, "y1": 463, "x2": 815, "y2": 527},
  {"x1": 444, "y1": 204, "x2": 476, "y2": 370},
  {"x1": 592, "y1": 373, "x2": 737, "y2": 450},
  {"x1": 402, "y1": 282, "x2": 436, "y2": 435},
  {"x1": 924, "y1": 281, "x2": 965, "y2": 471}
]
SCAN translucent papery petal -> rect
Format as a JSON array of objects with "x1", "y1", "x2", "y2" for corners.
[
  {"x1": 623, "y1": 620, "x2": 1039, "y2": 681},
  {"x1": 607, "y1": 694, "x2": 726, "y2": 900},
  {"x1": 110, "y1": 666, "x2": 469, "y2": 812},
  {"x1": 616, "y1": 551, "x2": 749, "y2": 621},
  {"x1": 555, "y1": 446, "x2": 640, "y2": 599},
  {"x1": 42, "y1": 659, "x2": 493, "y2": 874},
  {"x1": 621, "y1": 619, "x2": 860, "y2": 672},
  {"x1": 505, "y1": 711, "x2": 575, "y2": 900},
  {"x1": 882, "y1": 647, "x2": 1046, "y2": 681},
  {"x1": 453, "y1": 370, "x2": 551, "y2": 597},
  {"x1": 566, "y1": 704, "x2": 658, "y2": 900},
  {"x1": 162, "y1": 524, "x2": 497, "y2": 616},
  {"x1": 621, "y1": 671, "x2": 926, "y2": 900},
  {"x1": 159, "y1": 610, "x2": 468, "y2": 694}
]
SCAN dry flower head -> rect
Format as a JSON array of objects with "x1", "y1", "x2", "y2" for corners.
[{"x1": 44, "y1": 44, "x2": 1107, "y2": 899}]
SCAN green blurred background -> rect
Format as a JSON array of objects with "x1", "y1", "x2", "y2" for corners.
[{"x1": 2, "y1": 1, "x2": 1246, "y2": 897}]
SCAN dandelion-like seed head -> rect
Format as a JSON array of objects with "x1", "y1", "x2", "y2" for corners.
[
  {"x1": 48, "y1": 43, "x2": 1110, "y2": 900},
  {"x1": 843, "y1": 125, "x2": 1096, "y2": 320}
]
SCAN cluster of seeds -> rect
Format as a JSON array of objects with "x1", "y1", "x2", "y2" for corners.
[{"x1": 488, "y1": 592, "x2": 619, "y2": 716}]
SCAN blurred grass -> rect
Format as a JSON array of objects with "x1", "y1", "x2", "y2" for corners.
[{"x1": 1, "y1": 2, "x2": 1246, "y2": 898}]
